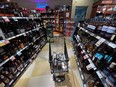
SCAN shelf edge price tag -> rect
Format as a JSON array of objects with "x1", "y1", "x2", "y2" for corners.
[
  {"x1": 90, "y1": 33, "x2": 95, "y2": 36},
  {"x1": 96, "y1": 36, "x2": 101, "y2": 39},
  {"x1": 12, "y1": 17, "x2": 18, "y2": 21},
  {"x1": 95, "y1": 38, "x2": 106, "y2": 47},
  {"x1": 17, "y1": 51, "x2": 22, "y2": 56},
  {"x1": 108, "y1": 42, "x2": 116, "y2": 49},
  {"x1": 26, "y1": 17, "x2": 29, "y2": 21},
  {"x1": 2, "y1": 16, "x2": 10, "y2": 22},
  {"x1": 23, "y1": 33, "x2": 26, "y2": 36},
  {"x1": 96, "y1": 71, "x2": 103, "y2": 79},
  {"x1": 10, "y1": 56, "x2": 16, "y2": 61}
]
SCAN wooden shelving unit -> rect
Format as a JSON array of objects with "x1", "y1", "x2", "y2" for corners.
[{"x1": 91, "y1": 0, "x2": 116, "y2": 18}]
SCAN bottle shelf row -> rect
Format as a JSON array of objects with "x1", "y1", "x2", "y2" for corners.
[
  {"x1": 42, "y1": 17, "x2": 55, "y2": 19},
  {"x1": 0, "y1": 16, "x2": 41, "y2": 20},
  {"x1": 7, "y1": 41, "x2": 46, "y2": 87},
  {"x1": 72, "y1": 47, "x2": 87, "y2": 87},
  {"x1": 0, "y1": 27, "x2": 42, "y2": 47},
  {"x1": 80, "y1": 27, "x2": 116, "y2": 49},
  {"x1": 0, "y1": 33, "x2": 45, "y2": 68},
  {"x1": 74, "y1": 35, "x2": 111, "y2": 87}
]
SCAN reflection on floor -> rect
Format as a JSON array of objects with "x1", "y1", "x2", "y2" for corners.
[{"x1": 14, "y1": 37, "x2": 83, "y2": 87}]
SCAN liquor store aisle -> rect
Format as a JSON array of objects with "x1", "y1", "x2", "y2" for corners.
[{"x1": 14, "y1": 37, "x2": 83, "y2": 87}]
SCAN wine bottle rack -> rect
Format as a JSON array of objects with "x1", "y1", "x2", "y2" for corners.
[
  {"x1": 0, "y1": 16, "x2": 47, "y2": 87},
  {"x1": 0, "y1": 27, "x2": 42, "y2": 47},
  {"x1": 0, "y1": 17, "x2": 41, "y2": 20},
  {"x1": 74, "y1": 35, "x2": 108, "y2": 87},
  {"x1": 7, "y1": 41, "x2": 46, "y2": 87},
  {"x1": 72, "y1": 26, "x2": 116, "y2": 87},
  {"x1": 80, "y1": 27, "x2": 116, "y2": 49}
]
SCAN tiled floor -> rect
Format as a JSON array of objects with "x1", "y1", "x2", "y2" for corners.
[{"x1": 14, "y1": 37, "x2": 83, "y2": 87}]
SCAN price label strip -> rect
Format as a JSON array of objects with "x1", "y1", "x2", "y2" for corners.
[{"x1": 95, "y1": 38, "x2": 106, "y2": 47}]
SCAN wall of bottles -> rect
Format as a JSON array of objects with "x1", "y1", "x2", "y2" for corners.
[
  {"x1": 72, "y1": 22, "x2": 116, "y2": 87},
  {"x1": 0, "y1": 17, "x2": 47, "y2": 87}
]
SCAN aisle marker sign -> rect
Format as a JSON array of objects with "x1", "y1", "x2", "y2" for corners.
[{"x1": 2, "y1": 16, "x2": 10, "y2": 22}]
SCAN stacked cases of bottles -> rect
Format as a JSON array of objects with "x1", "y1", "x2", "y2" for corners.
[
  {"x1": 0, "y1": 17, "x2": 47, "y2": 87},
  {"x1": 72, "y1": 25, "x2": 116, "y2": 87},
  {"x1": 64, "y1": 20, "x2": 74, "y2": 36}
]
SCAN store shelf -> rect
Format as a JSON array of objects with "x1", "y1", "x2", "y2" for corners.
[
  {"x1": 0, "y1": 34, "x2": 44, "y2": 67},
  {"x1": 41, "y1": 12, "x2": 55, "y2": 14},
  {"x1": 8, "y1": 42, "x2": 46, "y2": 87},
  {"x1": 74, "y1": 35, "x2": 108, "y2": 87},
  {"x1": 33, "y1": 34, "x2": 45, "y2": 42},
  {"x1": 0, "y1": 45, "x2": 28, "y2": 67},
  {"x1": 0, "y1": 39, "x2": 46, "y2": 87},
  {"x1": 72, "y1": 47, "x2": 87, "y2": 87},
  {"x1": 0, "y1": 27, "x2": 42, "y2": 47},
  {"x1": 8, "y1": 63, "x2": 28, "y2": 86},
  {"x1": 42, "y1": 17, "x2": 55, "y2": 19},
  {"x1": 0, "y1": 17, "x2": 41, "y2": 20},
  {"x1": 80, "y1": 27, "x2": 116, "y2": 49}
]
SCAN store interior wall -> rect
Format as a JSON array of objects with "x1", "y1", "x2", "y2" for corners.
[
  {"x1": 12, "y1": 0, "x2": 72, "y2": 9},
  {"x1": 71, "y1": 0, "x2": 94, "y2": 19}
]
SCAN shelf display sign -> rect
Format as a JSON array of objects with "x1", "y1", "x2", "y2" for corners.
[{"x1": 36, "y1": 3, "x2": 48, "y2": 11}]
